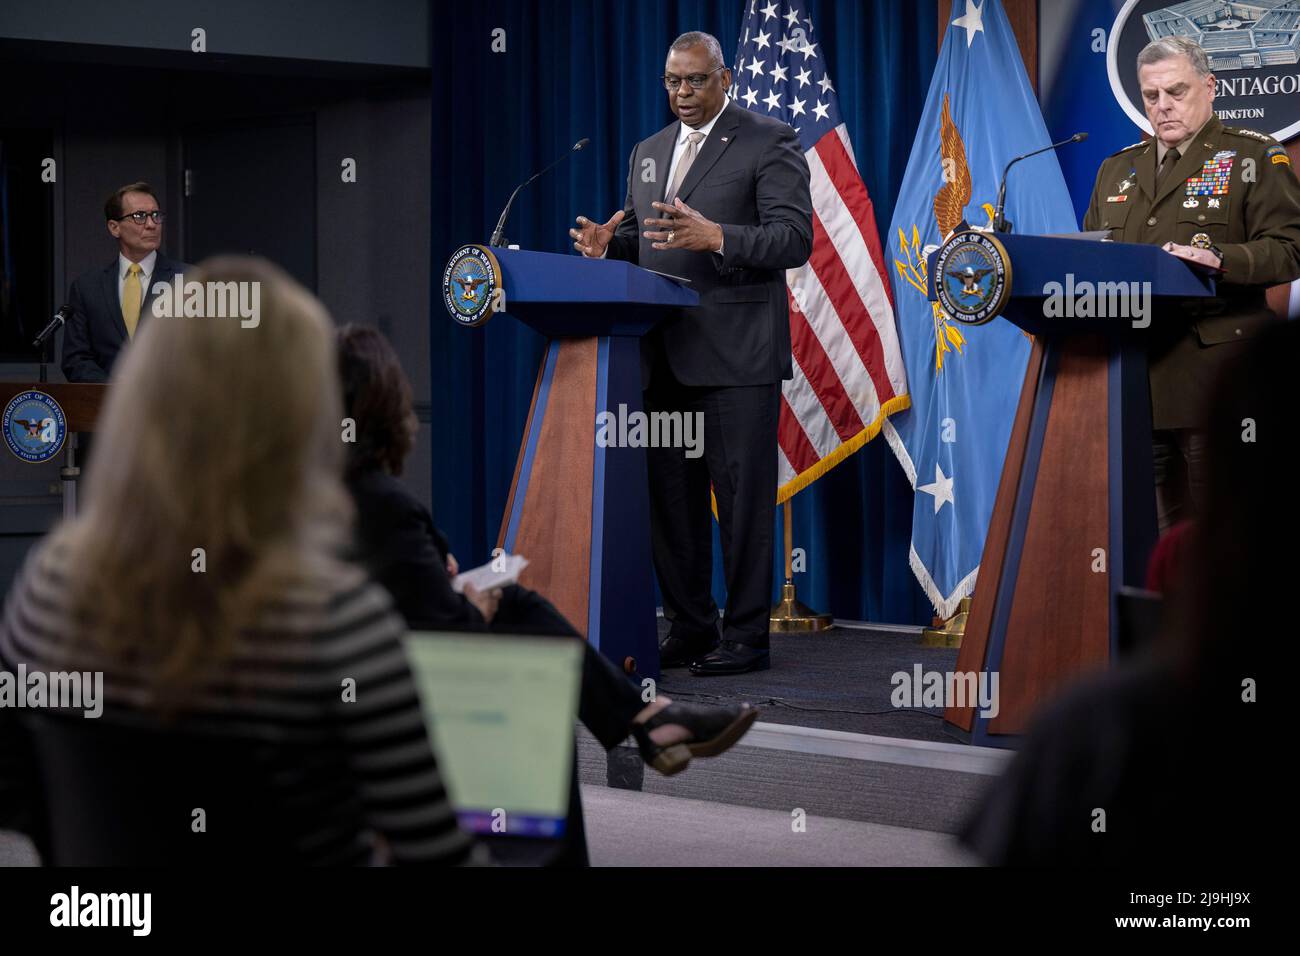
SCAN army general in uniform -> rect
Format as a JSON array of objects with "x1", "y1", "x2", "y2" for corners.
[{"x1": 1083, "y1": 36, "x2": 1300, "y2": 531}]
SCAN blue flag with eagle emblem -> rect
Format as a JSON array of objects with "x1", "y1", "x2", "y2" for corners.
[{"x1": 881, "y1": 0, "x2": 1077, "y2": 618}]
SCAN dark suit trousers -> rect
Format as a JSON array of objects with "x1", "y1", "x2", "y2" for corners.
[
  {"x1": 1152, "y1": 429, "x2": 1207, "y2": 534},
  {"x1": 644, "y1": 366, "x2": 780, "y2": 648}
]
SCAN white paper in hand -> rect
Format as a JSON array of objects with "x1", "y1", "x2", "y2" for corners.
[{"x1": 451, "y1": 553, "x2": 529, "y2": 594}]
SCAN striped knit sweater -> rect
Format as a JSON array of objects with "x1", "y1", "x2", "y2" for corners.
[{"x1": 0, "y1": 537, "x2": 477, "y2": 865}]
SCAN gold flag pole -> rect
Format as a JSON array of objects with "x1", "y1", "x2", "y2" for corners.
[{"x1": 770, "y1": 499, "x2": 833, "y2": 632}]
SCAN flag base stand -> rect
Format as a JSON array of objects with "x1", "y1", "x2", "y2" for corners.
[
  {"x1": 770, "y1": 500, "x2": 833, "y2": 632},
  {"x1": 770, "y1": 582, "x2": 833, "y2": 632},
  {"x1": 920, "y1": 597, "x2": 971, "y2": 648}
]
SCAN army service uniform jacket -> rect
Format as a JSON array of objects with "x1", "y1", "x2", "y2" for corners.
[{"x1": 1083, "y1": 116, "x2": 1300, "y2": 429}]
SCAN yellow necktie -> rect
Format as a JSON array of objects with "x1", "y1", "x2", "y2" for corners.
[{"x1": 122, "y1": 262, "x2": 143, "y2": 339}]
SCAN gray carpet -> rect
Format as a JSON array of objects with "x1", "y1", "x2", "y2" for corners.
[
  {"x1": 577, "y1": 728, "x2": 994, "y2": 835},
  {"x1": 582, "y1": 786, "x2": 980, "y2": 866},
  {"x1": 572, "y1": 619, "x2": 994, "y2": 841},
  {"x1": 652, "y1": 620, "x2": 961, "y2": 742}
]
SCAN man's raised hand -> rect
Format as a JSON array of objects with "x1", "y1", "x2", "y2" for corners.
[
  {"x1": 571, "y1": 211, "x2": 624, "y2": 258},
  {"x1": 643, "y1": 198, "x2": 724, "y2": 252}
]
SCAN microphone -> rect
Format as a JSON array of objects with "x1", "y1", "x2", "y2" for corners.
[
  {"x1": 489, "y1": 138, "x2": 590, "y2": 248},
  {"x1": 992, "y1": 132, "x2": 1087, "y2": 234},
  {"x1": 33, "y1": 304, "x2": 73, "y2": 349}
]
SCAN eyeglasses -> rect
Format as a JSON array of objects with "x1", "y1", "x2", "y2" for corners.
[
  {"x1": 114, "y1": 210, "x2": 165, "y2": 224},
  {"x1": 662, "y1": 67, "x2": 724, "y2": 90}
]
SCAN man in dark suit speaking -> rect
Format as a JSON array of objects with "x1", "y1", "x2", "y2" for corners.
[
  {"x1": 571, "y1": 32, "x2": 812, "y2": 675},
  {"x1": 62, "y1": 182, "x2": 186, "y2": 383}
]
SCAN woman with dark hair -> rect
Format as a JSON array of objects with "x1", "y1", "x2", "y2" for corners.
[{"x1": 337, "y1": 324, "x2": 758, "y2": 779}]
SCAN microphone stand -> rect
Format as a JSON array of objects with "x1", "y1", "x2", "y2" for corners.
[
  {"x1": 993, "y1": 132, "x2": 1088, "y2": 234},
  {"x1": 33, "y1": 306, "x2": 71, "y2": 383},
  {"x1": 489, "y1": 139, "x2": 588, "y2": 247}
]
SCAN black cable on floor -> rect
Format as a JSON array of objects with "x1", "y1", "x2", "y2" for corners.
[{"x1": 655, "y1": 687, "x2": 948, "y2": 721}]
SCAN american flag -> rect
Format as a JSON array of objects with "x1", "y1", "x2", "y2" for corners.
[{"x1": 730, "y1": 0, "x2": 909, "y2": 501}]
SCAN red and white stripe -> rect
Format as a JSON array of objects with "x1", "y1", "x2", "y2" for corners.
[{"x1": 777, "y1": 125, "x2": 909, "y2": 499}]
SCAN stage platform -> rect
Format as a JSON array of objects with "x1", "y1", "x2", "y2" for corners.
[{"x1": 575, "y1": 620, "x2": 1014, "y2": 865}]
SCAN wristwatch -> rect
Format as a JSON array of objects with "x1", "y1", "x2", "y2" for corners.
[{"x1": 1189, "y1": 232, "x2": 1225, "y2": 268}]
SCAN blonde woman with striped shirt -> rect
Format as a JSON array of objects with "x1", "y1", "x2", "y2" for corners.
[{"x1": 0, "y1": 256, "x2": 477, "y2": 865}]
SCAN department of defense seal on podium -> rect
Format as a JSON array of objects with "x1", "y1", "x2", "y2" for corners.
[
  {"x1": 3, "y1": 390, "x2": 68, "y2": 463},
  {"x1": 934, "y1": 230, "x2": 1013, "y2": 326},
  {"x1": 442, "y1": 244, "x2": 503, "y2": 327}
]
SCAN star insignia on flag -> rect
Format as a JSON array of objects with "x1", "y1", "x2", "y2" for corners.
[
  {"x1": 919, "y1": 463, "x2": 955, "y2": 513},
  {"x1": 952, "y1": 0, "x2": 985, "y2": 48}
]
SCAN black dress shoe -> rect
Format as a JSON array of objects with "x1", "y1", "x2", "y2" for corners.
[
  {"x1": 630, "y1": 701, "x2": 759, "y2": 776},
  {"x1": 689, "y1": 640, "x2": 770, "y2": 676},
  {"x1": 658, "y1": 629, "x2": 718, "y2": 668}
]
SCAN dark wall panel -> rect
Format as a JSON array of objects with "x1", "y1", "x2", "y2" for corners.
[{"x1": 0, "y1": 0, "x2": 430, "y2": 68}]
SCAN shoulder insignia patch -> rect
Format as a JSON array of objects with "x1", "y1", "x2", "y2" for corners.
[{"x1": 1267, "y1": 144, "x2": 1292, "y2": 166}]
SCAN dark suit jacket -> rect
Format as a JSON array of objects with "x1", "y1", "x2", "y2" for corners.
[
  {"x1": 61, "y1": 254, "x2": 188, "y2": 383},
  {"x1": 604, "y1": 101, "x2": 813, "y2": 387},
  {"x1": 346, "y1": 467, "x2": 487, "y2": 632}
]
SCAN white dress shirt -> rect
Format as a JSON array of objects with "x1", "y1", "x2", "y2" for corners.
[
  {"x1": 118, "y1": 250, "x2": 158, "y2": 306},
  {"x1": 595, "y1": 100, "x2": 730, "y2": 259},
  {"x1": 664, "y1": 99, "x2": 730, "y2": 199}
]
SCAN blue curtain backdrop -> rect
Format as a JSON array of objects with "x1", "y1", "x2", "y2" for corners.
[
  {"x1": 430, "y1": 0, "x2": 938, "y2": 625},
  {"x1": 1038, "y1": 0, "x2": 1141, "y2": 222}
]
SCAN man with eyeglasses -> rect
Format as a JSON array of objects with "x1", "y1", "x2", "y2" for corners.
[
  {"x1": 61, "y1": 182, "x2": 187, "y2": 383},
  {"x1": 571, "y1": 32, "x2": 812, "y2": 676}
]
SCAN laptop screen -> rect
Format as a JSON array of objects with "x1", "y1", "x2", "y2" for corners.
[{"x1": 403, "y1": 632, "x2": 582, "y2": 838}]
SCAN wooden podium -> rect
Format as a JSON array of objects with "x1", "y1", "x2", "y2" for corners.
[
  {"x1": 933, "y1": 235, "x2": 1215, "y2": 746},
  {"x1": 1, "y1": 382, "x2": 107, "y2": 518},
  {"x1": 478, "y1": 248, "x2": 698, "y2": 678}
]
